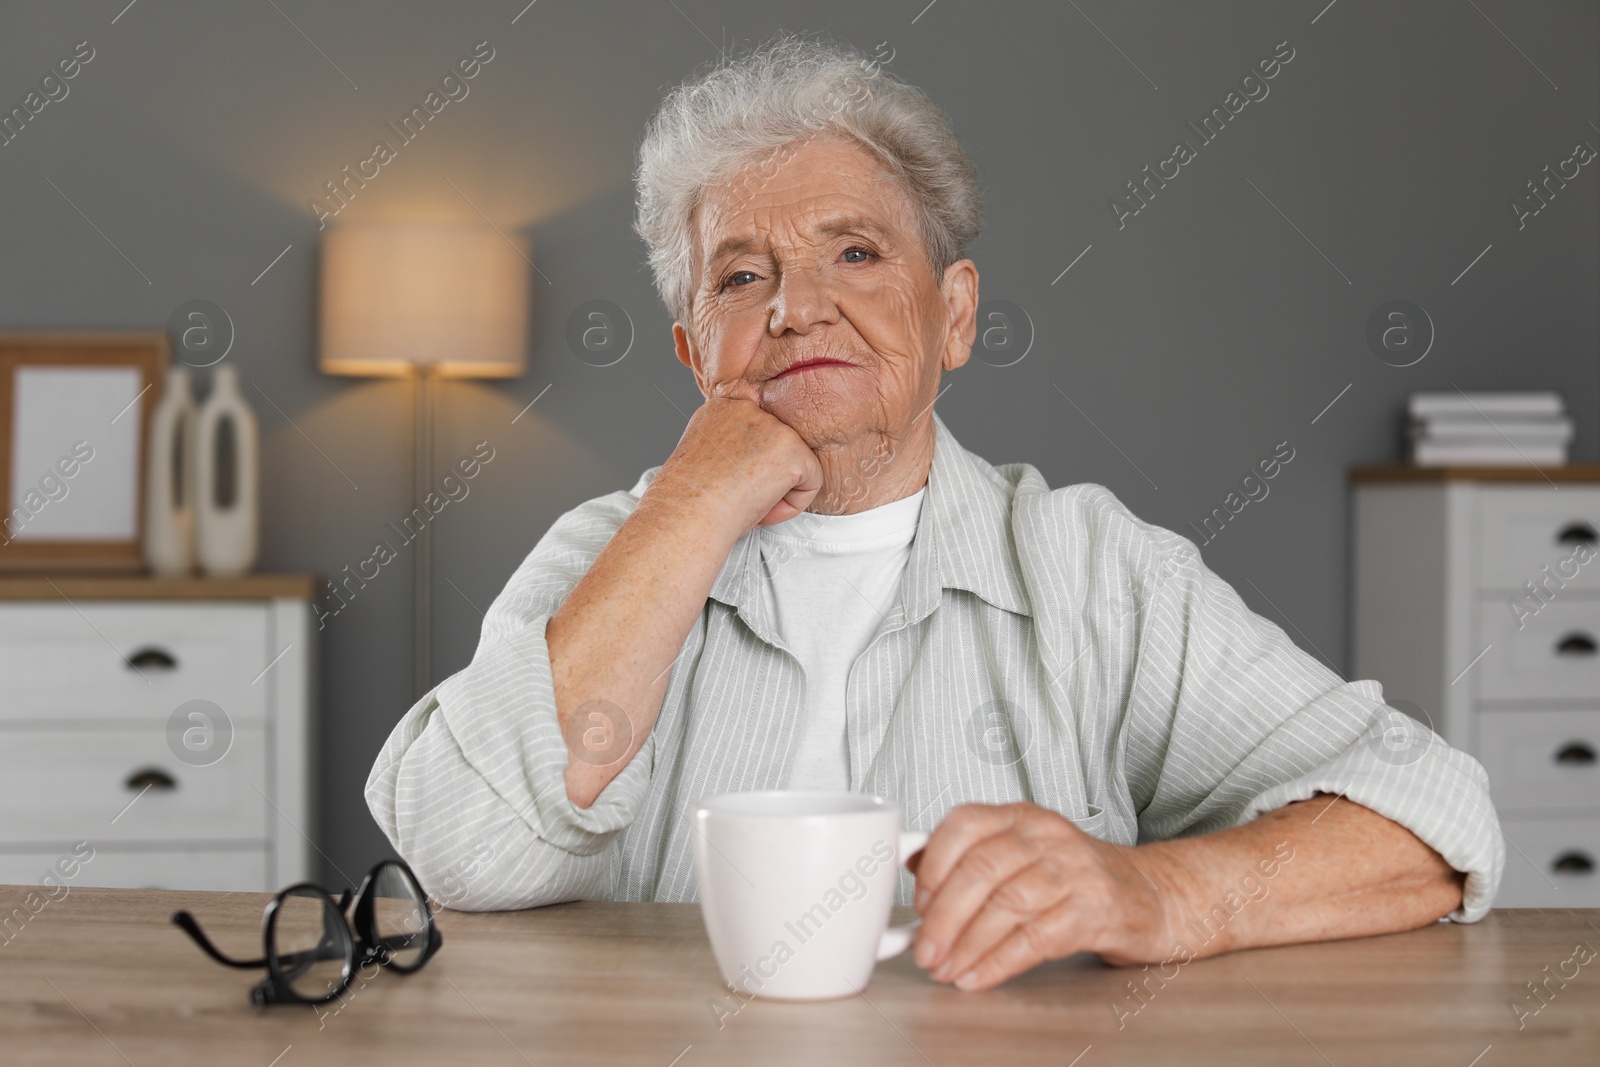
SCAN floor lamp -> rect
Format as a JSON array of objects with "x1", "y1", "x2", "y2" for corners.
[{"x1": 319, "y1": 223, "x2": 530, "y2": 699}]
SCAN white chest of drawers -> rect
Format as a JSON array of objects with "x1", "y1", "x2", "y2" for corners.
[
  {"x1": 1352, "y1": 467, "x2": 1600, "y2": 907},
  {"x1": 0, "y1": 575, "x2": 315, "y2": 893}
]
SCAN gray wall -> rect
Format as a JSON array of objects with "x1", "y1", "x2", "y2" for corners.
[{"x1": 2, "y1": 1, "x2": 1595, "y2": 881}]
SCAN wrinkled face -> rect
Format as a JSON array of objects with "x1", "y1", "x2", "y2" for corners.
[{"x1": 674, "y1": 135, "x2": 976, "y2": 452}]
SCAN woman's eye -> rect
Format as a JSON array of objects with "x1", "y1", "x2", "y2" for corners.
[
  {"x1": 723, "y1": 271, "x2": 758, "y2": 290},
  {"x1": 842, "y1": 248, "x2": 873, "y2": 264}
]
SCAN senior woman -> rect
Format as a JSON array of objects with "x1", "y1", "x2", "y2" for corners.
[{"x1": 367, "y1": 35, "x2": 1502, "y2": 992}]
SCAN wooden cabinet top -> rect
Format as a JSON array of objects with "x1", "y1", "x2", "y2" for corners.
[
  {"x1": 0, "y1": 573, "x2": 316, "y2": 601},
  {"x1": 1351, "y1": 463, "x2": 1600, "y2": 484}
]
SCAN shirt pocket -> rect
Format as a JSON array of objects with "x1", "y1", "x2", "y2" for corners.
[{"x1": 1069, "y1": 803, "x2": 1109, "y2": 838}]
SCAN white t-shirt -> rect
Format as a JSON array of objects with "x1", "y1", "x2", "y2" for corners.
[{"x1": 756, "y1": 486, "x2": 926, "y2": 791}]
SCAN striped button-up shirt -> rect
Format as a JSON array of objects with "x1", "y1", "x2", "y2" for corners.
[{"x1": 366, "y1": 411, "x2": 1503, "y2": 920}]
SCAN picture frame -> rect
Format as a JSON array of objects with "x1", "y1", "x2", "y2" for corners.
[{"x1": 0, "y1": 332, "x2": 167, "y2": 571}]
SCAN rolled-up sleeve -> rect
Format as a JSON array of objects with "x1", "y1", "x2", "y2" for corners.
[
  {"x1": 364, "y1": 478, "x2": 657, "y2": 910},
  {"x1": 1121, "y1": 535, "x2": 1504, "y2": 922}
]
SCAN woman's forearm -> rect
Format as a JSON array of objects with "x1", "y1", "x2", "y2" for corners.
[
  {"x1": 546, "y1": 396, "x2": 825, "y2": 809},
  {"x1": 546, "y1": 481, "x2": 741, "y2": 808},
  {"x1": 1142, "y1": 794, "x2": 1465, "y2": 958}
]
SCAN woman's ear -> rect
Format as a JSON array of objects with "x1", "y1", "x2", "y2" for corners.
[
  {"x1": 939, "y1": 259, "x2": 979, "y2": 372},
  {"x1": 673, "y1": 322, "x2": 709, "y2": 397}
]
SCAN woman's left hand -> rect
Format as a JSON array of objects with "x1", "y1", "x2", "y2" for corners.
[{"x1": 908, "y1": 801, "x2": 1190, "y2": 991}]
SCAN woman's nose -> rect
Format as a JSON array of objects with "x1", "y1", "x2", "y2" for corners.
[{"x1": 768, "y1": 261, "x2": 840, "y2": 336}]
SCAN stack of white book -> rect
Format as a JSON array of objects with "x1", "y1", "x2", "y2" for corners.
[{"x1": 1409, "y1": 392, "x2": 1571, "y2": 466}]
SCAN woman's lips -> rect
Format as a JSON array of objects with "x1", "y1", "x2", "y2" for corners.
[{"x1": 773, "y1": 359, "x2": 854, "y2": 379}]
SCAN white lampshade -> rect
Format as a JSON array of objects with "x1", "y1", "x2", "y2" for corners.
[{"x1": 319, "y1": 223, "x2": 530, "y2": 378}]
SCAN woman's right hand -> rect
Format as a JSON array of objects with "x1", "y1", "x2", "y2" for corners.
[{"x1": 650, "y1": 390, "x2": 824, "y2": 534}]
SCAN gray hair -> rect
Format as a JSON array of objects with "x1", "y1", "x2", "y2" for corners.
[{"x1": 632, "y1": 32, "x2": 982, "y2": 326}]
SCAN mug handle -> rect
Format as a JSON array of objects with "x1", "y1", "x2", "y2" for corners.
[{"x1": 876, "y1": 830, "x2": 931, "y2": 961}]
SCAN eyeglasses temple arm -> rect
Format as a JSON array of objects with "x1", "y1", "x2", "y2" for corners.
[{"x1": 170, "y1": 911, "x2": 268, "y2": 969}]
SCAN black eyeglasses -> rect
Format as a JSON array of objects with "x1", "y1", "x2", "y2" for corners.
[{"x1": 172, "y1": 859, "x2": 442, "y2": 1006}]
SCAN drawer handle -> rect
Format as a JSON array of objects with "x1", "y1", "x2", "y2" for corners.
[
  {"x1": 1555, "y1": 741, "x2": 1598, "y2": 765},
  {"x1": 1554, "y1": 632, "x2": 1597, "y2": 656},
  {"x1": 1551, "y1": 851, "x2": 1595, "y2": 875},
  {"x1": 124, "y1": 768, "x2": 177, "y2": 792},
  {"x1": 1557, "y1": 522, "x2": 1599, "y2": 546},
  {"x1": 126, "y1": 647, "x2": 178, "y2": 671}
]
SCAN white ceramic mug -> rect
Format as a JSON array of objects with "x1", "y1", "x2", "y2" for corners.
[{"x1": 692, "y1": 790, "x2": 928, "y2": 1002}]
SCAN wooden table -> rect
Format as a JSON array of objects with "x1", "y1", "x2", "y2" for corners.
[{"x1": 2, "y1": 887, "x2": 1596, "y2": 1066}]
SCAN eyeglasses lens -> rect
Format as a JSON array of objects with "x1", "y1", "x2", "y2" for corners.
[
  {"x1": 369, "y1": 863, "x2": 432, "y2": 969},
  {"x1": 272, "y1": 887, "x2": 353, "y2": 1001}
]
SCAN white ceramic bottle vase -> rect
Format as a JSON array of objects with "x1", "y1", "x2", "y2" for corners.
[
  {"x1": 195, "y1": 364, "x2": 260, "y2": 577},
  {"x1": 142, "y1": 365, "x2": 198, "y2": 576}
]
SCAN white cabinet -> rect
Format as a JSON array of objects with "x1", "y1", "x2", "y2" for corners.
[
  {"x1": 0, "y1": 575, "x2": 315, "y2": 892},
  {"x1": 1353, "y1": 470, "x2": 1600, "y2": 906}
]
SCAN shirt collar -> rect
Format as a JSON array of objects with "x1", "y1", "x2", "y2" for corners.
[{"x1": 707, "y1": 410, "x2": 1033, "y2": 642}]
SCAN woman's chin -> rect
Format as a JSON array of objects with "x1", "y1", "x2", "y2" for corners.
[
  {"x1": 760, "y1": 381, "x2": 872, "y2": 444},
  {"x1": 760, "y1": 405, "x2": 867, "y2": 451}
]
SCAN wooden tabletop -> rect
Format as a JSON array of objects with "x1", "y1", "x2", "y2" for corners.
[{"x1": 2, "y1": 887, "x2": 1595, "y2": 1066}]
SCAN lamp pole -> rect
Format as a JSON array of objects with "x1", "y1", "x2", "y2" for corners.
[{"x1": 413, "y1": 365, "x2": 436, "y2": 700}]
